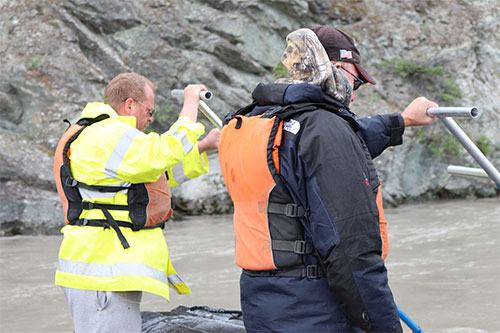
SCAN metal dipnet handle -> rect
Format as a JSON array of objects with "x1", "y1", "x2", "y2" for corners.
[
  {"x1": 426, "y1": 106, "x2": 479, "y2": 118},
  {"x1": 171, "y1": 89, "x2": 213, "y2": 101},
  {"x1": 447, "y1": 165, "x2": 489, "y2": 179},
  {"x1": 426, "y1": 106, "x2": 500, "y2": 188},
  {"x1": 170, "y1": 89, "x2": 222, "y2": 130}
]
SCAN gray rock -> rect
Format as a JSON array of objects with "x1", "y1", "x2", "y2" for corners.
[
  {"x1": 141, "y1": 305, "x2": 245, "y2": 333},
  {"x1": 0, "y1": 180, "x2": 63, "y2": 236},
  {"x1": 172, "y1": 153, "x2": 232, "y2": 215}
]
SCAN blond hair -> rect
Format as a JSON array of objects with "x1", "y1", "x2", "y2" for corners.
[{"x1": 104, "y1": 72, "x2": 157, "y2": 111}]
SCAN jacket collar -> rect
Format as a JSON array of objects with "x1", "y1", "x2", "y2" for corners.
[
  {"x1": 81, "y1": 102, "x2": 136, "y2": 127},
  {"x1": 250, "y1": 83, "x2": 357, "y2": 124}
]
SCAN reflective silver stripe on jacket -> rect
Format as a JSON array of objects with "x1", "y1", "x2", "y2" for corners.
[
  {"x1": 171, "y1": 161, "x2": 190, "y2": 184},
  {"x1": 167, "y1": 273, "x2": 185, "y2": 285},
  {"x1": 104, "y1": 127, "x2": 140, "y2": 179},
  {"x1": 165, "y1": 126, "x2": 194, "y2": 155},
  {"x1": 79, "y1": 182, "x2": 132, "y2": 200},
  {"x1": 58, "y1": 258, "x2": 168, "y2": 284}
]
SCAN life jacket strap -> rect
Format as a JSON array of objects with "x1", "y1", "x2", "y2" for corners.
[
  {"x1": 74, "y1": 181, "x2": 129, "y2": 193},
  {"x1": 81, "y1": 202, "x2": 129, "y2": 211},
  {"x1": 62, "y1": 174, "x2": 129, "y2": 193},
  {"x1": 96, "y1": 204, "x2": 130, "y2": 249},
  {"x1": 72, "y1": 202, "x2": 164, "y2": 250},
  {"x1": 271, "y1": 240, "x2": 314, "y2": 255},
  {"x1": 267, "y1": 202, "x2": 305, "y2": 217},
  {"x1": 243, "y1": 264, "x2": 325, "y2": 279},
  {"x1": 72, "y1": 219, "x2": 164, "y2": 230}
]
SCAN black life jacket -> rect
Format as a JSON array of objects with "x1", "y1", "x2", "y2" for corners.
[{"x1": 54, "y1": 115, "x2": 173, "y2": 249}]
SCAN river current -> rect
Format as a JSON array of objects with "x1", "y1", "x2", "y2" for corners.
[{"x1": 0, "y1": 197, "x2": 499, "y2": 332}]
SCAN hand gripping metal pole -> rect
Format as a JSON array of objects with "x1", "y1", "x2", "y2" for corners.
[
  {"x1": 426, "y1": 107, "x2": 500, "y2": 188},
  {"x1": 171, "y1": 89, "x2": 222, "y2": 130}
]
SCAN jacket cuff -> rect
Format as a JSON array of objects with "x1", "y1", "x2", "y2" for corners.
[{"x1": 383, "y1": 113, "x2": 405, "y2": 146}]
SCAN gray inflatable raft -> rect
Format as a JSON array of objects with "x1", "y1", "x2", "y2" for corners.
[{"x1": 141, "y1": 305, "x2": 245, "y2": 333}]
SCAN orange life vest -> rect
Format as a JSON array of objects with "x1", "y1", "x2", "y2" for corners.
[
  {"x1": 53, "y1": 115, "x2": 173, "y2": 249},
  {"x1": 220, "y1": 104, "x2": 327, "y2": 276},
  {"x1": 220, "y1": 103, "x2": 390, "y2": 273},
  {"x1": 220, "y1": 115, "x2": 284, "y2": 270}
]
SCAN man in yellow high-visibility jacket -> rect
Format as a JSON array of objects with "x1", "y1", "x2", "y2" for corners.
[{"x1": 54, "y1": 72, "x2": 220, "y2": 332}]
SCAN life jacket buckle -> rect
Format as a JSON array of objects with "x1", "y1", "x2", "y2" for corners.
[
  {"x1": 81, "y1": 202, "x2": 95, "y2": 210},
  {"x1": 294, "y1": 241, "x2": 306, "y2": 254},
  {"x1": 285, "y1": 204, "x2": 303, "y2": 217},
  {"x1": 65, "y1": 177, "x2": 77, "y2": 187},
  {"x1": 305, "y1": 265, "x2": 320, "y2": 278}
]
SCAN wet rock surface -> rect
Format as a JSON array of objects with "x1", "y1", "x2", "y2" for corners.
[{"x1": 141, "y1": 305, "x2": 245, "y2": 333}]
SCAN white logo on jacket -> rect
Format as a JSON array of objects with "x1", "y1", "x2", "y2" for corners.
[{"x1": 283, "y1": 119, "x2": 300, "y2": 134}]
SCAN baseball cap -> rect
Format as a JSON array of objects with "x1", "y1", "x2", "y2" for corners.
[{"x1": 312, "y1": 26, "x2": 376, "y2": 85}]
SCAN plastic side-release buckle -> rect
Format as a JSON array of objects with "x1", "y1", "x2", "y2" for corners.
[
  {"x1": 305, "y1": 265, "x2": 320, "y2": 278},
  {"x1": 285, "y1": 204, "x2": 304, "y2": 217},
  {"x1": 81, "y1": 202, "x2": 95, "y2": 210},
  {"x1": 294, "y1": 241, "x2": 306, "y2": 254},
  {"x1": 72, "y1": 219, "x2": 88, "y2": 226},
  {"x1": 64, "y1": 177, "x2": 77, "y2": 187}
]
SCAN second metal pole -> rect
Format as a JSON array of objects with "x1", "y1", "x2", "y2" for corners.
[{"x1": 439, "y1": 117, "x2": 500, "y2": 188}]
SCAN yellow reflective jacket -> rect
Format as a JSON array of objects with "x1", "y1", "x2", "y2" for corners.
[{"x1": 55, "y1": 102, "x2": 209, "y2": 300}]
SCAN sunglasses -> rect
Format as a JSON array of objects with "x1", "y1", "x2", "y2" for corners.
[
  {"x1": 340, "y1": 66, "x2": 364, "y2": 90},
  {"x1": 134, "y1": 99, "x2": 155, "y2": 117}
]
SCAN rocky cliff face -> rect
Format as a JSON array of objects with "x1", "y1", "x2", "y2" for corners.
[{"x1": 1, "y1": 0, "x2": 498, "y2": 235}]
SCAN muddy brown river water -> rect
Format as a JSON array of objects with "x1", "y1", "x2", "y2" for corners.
[{"x1": 0, "y1": 197, "x2": 499, "y2": 332}]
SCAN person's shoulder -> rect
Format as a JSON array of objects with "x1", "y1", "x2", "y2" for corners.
[
  {"x1": 80, "y1": 116, "x2": 139, "y2": 142},
  {"x1": 297, "y1": 107, "x2": 351, "y2": 130}
]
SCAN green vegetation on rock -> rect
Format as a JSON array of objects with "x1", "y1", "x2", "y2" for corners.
[
  {"x1": 380, "y1": 57, "x2": 462, "y2": 104},
  {"x1": 476, "y1": 135, "x2": 496, "y2": 157},
  {"x1": 416, "y1": 128, "x2": 463, "y2": 158}
]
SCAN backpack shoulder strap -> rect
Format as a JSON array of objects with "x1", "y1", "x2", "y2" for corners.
[{"x1": 76, "y1": 113, "x2": 110, "y2": 126}]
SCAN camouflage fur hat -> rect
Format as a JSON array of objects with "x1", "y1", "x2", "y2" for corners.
[{"x1": 277, "y1": 28, "x2": 352, "y2": 106}]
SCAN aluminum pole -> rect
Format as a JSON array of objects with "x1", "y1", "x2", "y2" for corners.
[
  {"x1": 171, "y1": 89, "x2": 213, "y2": 101},
  {"x1": 427, "y1": 107, "x2": 479, "y2": 118},
  {"x1": 447, "y1": 165, "x2": 489, "y2": 179},
  {"x1": 439, "y1": 116, "x2": 500, "y2": 188},
  {"x1": 170, "y1": 89, "x2": 222, "y2": 130},
  {"x1": 198, "y1": 100, "x2": 222, "y2": 130}
]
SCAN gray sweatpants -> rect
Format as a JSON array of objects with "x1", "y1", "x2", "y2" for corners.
[{"x1": 62, "y1": 287, "x2": 143, "y2": 333}]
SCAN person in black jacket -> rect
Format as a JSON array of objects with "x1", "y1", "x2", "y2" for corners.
[
  {"x1": 312, "y1": 25, "x2": 438, "y2": 159},
  {"x1": 219, "y1": 28, "x2": 437, "y2": 332}
]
